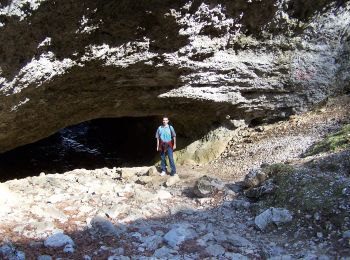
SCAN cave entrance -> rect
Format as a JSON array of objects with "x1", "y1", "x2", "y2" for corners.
[{"x1": 0, "y1": 116, "x2": 161, "y2": 182}]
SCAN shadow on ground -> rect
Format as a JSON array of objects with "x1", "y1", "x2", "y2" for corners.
[{"x1": 2, "y1": 150, "x2": 350, "y2": 259}]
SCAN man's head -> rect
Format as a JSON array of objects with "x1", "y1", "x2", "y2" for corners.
[{"x1": 162, "y1": 116, "x2": 169, "y2": 126}]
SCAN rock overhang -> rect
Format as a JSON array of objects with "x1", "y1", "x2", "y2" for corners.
[{"x1": 0, "y1": 0, "x2": 349, "y2": 154}]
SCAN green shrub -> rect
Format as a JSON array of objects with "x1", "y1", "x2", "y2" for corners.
[
  {"x1": 262, "y1": 163, "x2": 295, "y2": 177},
  {"x1": 305, "y1": 124, "x2": 350, "y2": 156},
  {"x1": 271, "y1": 172, "x2": 346, "y2": 215}
]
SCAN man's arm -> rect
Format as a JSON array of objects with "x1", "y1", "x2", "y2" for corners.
[
  {"x1": 156, "y1": 127, "x2": 160, "y2": 151},
  {"x1": 170, "y1": 126, "x2": 176, "y2": 150}
]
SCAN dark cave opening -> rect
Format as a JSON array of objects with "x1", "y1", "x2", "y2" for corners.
[{"x1": 0, "y1": 116, "x2": 162, "y2": 182}]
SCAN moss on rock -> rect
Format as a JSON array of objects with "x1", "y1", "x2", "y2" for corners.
[
  {"x1": 271, "y1": 172, "x2": 347, "y2": 215},
  {"x1": 262, "y1": 163, "x2": 295, "y2": 178},
  {"x1": 305, "y1": 124, "x2": 350, "y2": 156}
]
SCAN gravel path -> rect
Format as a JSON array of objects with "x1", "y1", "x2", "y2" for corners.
[{"x1": 208, "y1": 95, "x2": 350, "y2": 181}]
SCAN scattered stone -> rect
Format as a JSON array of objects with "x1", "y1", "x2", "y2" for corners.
[
  {"x1": 0, "y1": 183, "x2": 10, "y2": 205},
  {"x1": 0, "y1": 243, "x2": 25, "y2": 260},
  {"x1": 313, "y1": 212, "x2": 321, "y2": 221},
  {"x1": 32, "y1": 205, "x2": 68, "y2": 222},
  {"x1": 342, "y1": 230, "x2": 350, "y2": 239},
  {"x1": 140, "y1": 235, "x2": 163, "y2": 251},
  {"x1": 205, "y1": 244, "x2": 225, "y2": 256},
  {"x1": 165, "y1": 174, "x2": 180, "y2": 187},
  {"x1": 230, "y1": 119, "x2": 247, "y2": 128},
  {"x1": 9, "y1": 250, "x2": 25, "y2": 260},
  {"x1": 231, "y1": 199, "x2": 251, "y2": 210},
  {"x1": 255, "y1": 126, "x2": 265, "y2": 132},
  {"x1": 163, "y1": 223, "x2": 198, "y2": 248},
  {"x1": 105, "y1": 204, "x2": 129, "y2": 219},
  {"x1": 90, "y1": 216, "x2": 121, "y2": 237},
  {"x1": 123, "y1": 208, "x2": 144, "y2": 222},
  {"x1": 0, "y1": 243, "x2": 15, "y2": 255},
  {"x1": 154, "y1": 230, "x2": 164, "y2": 236},
  {"x1": 265, "y1": 244, "x2": 285, "y2": 257},
  {"x1": 79, "y1": 205, "x2": 94, "y2": 214},
  {"x1": 242, "y1": 168, "x2": 267, "y2": 189},
  {"x1": 270, "y1": 208, "x2": 293, "y2": 225},
  {"x1": 193, "y1": 175, "x2": 222, "y2": 197},
  {"x1": 244, "y1": 179, "x2": 276, "y2": 198},
  {"x1": 153, "y1": 246, "x2": 178, "y2": 258},
  {"x1": 216, "y1": 231, "x2": 253, "y2": 248},
  {"x1": 226, "y1": 182, "x2": 242, "y2": 193},
  {"x1": 255, "y1": 208, "x2": 293, "y2": 230},
  {"x1": 317, "y1": 232, "x2": 323, "y2": 239},
  {"x1": 147, "y1": 166, "x2": 159, "y2": 176},
  {"x1": 0, "y1": 183, "x2": 19, "y2": 206},
  {"x1": 121, "y1": 169, "x2": 137, "y2": 180},
  {"x1": 196, "y1": 197, "x2": 212, "y2": 205},
  {"x1": 108, "y1": 256, "x2": 130, "y2": 260},
  {"x1": 47, "y1": 193, "x2": 68, "y2": 203},
  {"x1": 111, "y1": 247, "x2": 124, "y2": 255},
  {"x1": 168, "y1": 202, "x2": 194, "y2": 215},
  {"x1": 156, "y1": 189, "x2": 172, "y2": 200},
  {"x1": 267, "y1": 255, "x2": 293, "y2": 260},
  {"x1": 224, "y1": 252, "x2": 249, "y2": 260},
  {"x1": 29, "y1": 241, "x2": 43, "y2": 248},
  {"x1": 136, "y1": 176, "x2": 153, "y2": 185},
  {"x1": 37, "y1": 255, "x2": 53, "y2": 260},
  {"x1": 31, "y1": 221, "x2": 55, "y2": 233},
  {"x1": 63, "y1": 243, "x2": 75, "y2": 253},
  {"x1": 196, "y1": 232, "x2": 214, "y2": 246},
  {"x1": 133, "y1": 189, "x2": 156, "y2": 203},
  {"x1": 44, "y1": 233, "x2": 75, "y2": 248}
]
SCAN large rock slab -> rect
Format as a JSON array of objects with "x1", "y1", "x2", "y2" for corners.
[
  {"x1": 205, "y1": 244, "x2": 225, "y2": 257},
  {"x1": 90, "y1": 216, "x2": 122, "y2": 237},
  {"x1": 165, "y1": 175, "x2": 181, "y2": 187},
  {"x1": 255, "y1": 208, "x2": 293, "y2": 230},
  {"x1": 193, "y1": 175, "x2": 224, "y2": 197},
  {"x1": 44, "y1": 233, "x2": 75, "y2": 248}
]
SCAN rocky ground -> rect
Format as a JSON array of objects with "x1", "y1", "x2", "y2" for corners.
[
  {"x1": 209, "y1": 94, "x2": 350, "y2": 181},
  {"x1": 0, "y1": 95, "x2": 350, "y2": 259}
]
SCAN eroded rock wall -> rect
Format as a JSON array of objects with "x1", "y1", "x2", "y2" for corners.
[{"x1": 0, "y1": 0, "x2": 349, "y2": 153}]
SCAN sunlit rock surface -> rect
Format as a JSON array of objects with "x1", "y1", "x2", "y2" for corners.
[{"x1": 0, "y1": 0, "x2": 349, "y2": 153}]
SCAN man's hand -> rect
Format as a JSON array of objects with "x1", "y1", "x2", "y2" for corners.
[
  {"x1": 173, "y1": 144, "x2": 176, "y2": 150},
  {"x1": 157, "y1": 146, "x2": 160, "y2": 151}
]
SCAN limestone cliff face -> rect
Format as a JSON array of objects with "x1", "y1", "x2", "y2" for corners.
[{"x1": 0, "y1": 0, "x2": 349, "y2": 153}]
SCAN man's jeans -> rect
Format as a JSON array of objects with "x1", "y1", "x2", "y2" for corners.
[{"x1": 160, "y1": 146, "x2": 176, "y2": 175}]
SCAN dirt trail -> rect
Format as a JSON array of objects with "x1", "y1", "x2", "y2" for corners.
[{"x1": 204, "y1": 95, "x2": 350, "y2": 181}]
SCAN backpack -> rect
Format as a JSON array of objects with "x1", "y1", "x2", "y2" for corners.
[{"x1": 157, "y1": 124, "x2": 175, "y2": 142}]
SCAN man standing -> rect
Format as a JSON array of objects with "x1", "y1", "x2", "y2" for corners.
[{"x1": 156, "y1": 116, "x2": 176, "y2": 176}]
